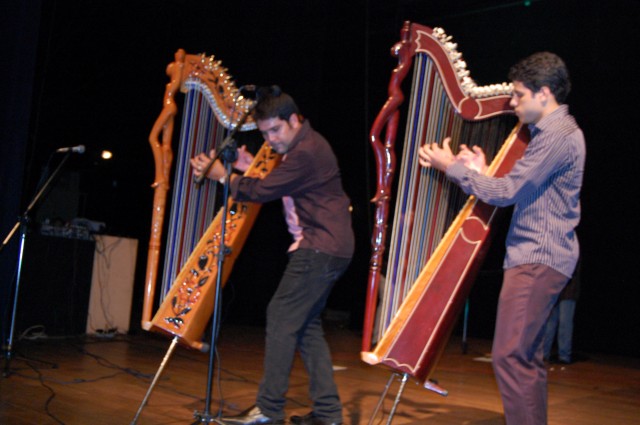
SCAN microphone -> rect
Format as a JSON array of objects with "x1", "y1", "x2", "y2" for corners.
[{"x1": 56, "y1": 145, "x2": 86, "y2": 154}]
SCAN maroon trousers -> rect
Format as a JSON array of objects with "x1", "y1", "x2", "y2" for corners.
[{"x1": 492, "y1": 264, "x2": 569, "y2": 425}]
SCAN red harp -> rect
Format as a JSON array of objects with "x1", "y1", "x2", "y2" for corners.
[{"x1": 362, "y1": 22, "x2": 529, "y2": 394}]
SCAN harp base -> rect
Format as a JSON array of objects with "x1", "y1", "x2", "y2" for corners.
[
  {"x1": 361, "y1": 351, "x2": 380, "y2": 365},
  {"x1": 367, "y1": 372, "x2": 449, "y2": 425},
  {"x1": 367, "y1": 373, "x2": 410, "y2": 425}
]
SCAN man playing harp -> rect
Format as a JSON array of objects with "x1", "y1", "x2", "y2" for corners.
[
  {"x1": 192, "y1": 87, "x2": 354, "y2": 425},
  {"x1": 419, "y1": 52, "x2": 585, "y2": 425}
]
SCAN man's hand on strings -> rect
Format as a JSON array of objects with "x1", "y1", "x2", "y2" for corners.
[
  {"x1": 190, "y1": 150, "x2": 224, "y2": 181},
  {"x1": 457, "y1": 144, "x2": 488, "y2": 174},
  {"x1": 418, "y1": 137, "x2": 456, "y2": 171},
  {"x1": 419, "y1": 138, "x2": 489, "y2": 175},
  {"x1": 191, "y1": 146, "x2": 253, "y2": 182}
]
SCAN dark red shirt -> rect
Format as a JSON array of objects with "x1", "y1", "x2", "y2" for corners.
[{"x1": 230, "y1": 120, "x2": 354, "y2": 259}]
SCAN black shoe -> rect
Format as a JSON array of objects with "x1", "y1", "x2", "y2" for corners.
[
  {"x1": 290, "y1": 411, "x2": 342, "y2": 425},
  {"x1": 220, "y1": 405, "x2": 284, "y2": 425}
]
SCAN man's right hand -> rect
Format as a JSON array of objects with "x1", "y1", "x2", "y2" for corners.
[{"x1": 457, "y1": 144, "x2": 488, "y2": 174}]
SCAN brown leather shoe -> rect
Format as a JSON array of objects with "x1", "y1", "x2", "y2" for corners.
[
  {"x1": 290, "y1": 411, "x2": 342, "y2": 425},
  {"x1": 220, "y1": 405, "x2": 284, "y2": 425}
]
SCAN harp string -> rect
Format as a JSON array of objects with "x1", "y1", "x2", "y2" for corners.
[
  {"x1": 160, "y1": 84, "x2": 225, "y2": 298},
  {"x1": 376, "y1": 52, "x2": 515, "y2": 339}
]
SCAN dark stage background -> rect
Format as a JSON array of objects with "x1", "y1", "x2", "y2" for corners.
[{"x1": 2, "y1": 0, "x2": 639, "y2": 357}]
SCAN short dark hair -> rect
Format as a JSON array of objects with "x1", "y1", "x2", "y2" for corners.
[
  {"x1": 508, "y1": 52, "x2": 571, "y2": 104},
  {"x1": 253, "y1": 85, "x2": 300, "y2": 122}
]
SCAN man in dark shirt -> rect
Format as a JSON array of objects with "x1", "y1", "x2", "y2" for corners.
[
  {"x1": 418, "y1": 52, "x2": 585, "y2": 424},
  {"x1": 192, "y1": 86, "x2": 353, "y2": 425}
]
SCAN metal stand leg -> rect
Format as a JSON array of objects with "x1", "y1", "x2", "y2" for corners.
[
  {"x1": 367, "y1": 373, "x2": 409, "y2": 425},
  {"x1": 367, "y1": 372, "x2": 449, "y2": 424},
  {"x1": 462, "y1": 298, "x2": 470, "y2": 354},
  {"x1": 2, "y1": 221, "x2": 27, "y2": 377},
  {"x1": 131, "y1": 337, "x2": 179, "y2": 425},
  {"x1": 386, "y1": 373, "x2": 409, "y2": 425},
  {"x1": 368, "y1": 373, "x2": 396, "y2": 425}
]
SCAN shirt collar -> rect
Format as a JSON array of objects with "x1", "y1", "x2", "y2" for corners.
[
  {"x1": 528, "y1": 104, "x2": 569, "y2": 136},
  {"x1": 286, "y1": 119, "x2": 311, "y2": 152}
]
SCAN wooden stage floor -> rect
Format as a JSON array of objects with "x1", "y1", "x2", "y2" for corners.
[{"x1": 1, "y1": 324, "x2": 639, "y2": 424}]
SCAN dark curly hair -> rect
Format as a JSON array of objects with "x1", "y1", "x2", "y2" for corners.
[
  {"x1": 508, "y1": 52, "x2": 571, "y2": 104},
  {"x1": 253, "y1": 85, "x2": 300, "y2": 122}
]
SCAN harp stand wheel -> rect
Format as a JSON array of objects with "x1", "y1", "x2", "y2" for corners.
[{"x1": 367, "y1": 372, "x2": 409, "y2": 425}]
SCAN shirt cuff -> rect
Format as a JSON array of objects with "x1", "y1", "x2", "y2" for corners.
[{"x1": 445, "y1": 161, "x2": 468, "y2": 184}]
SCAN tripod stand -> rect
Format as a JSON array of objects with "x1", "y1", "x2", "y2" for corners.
[{"x1": 2, "y1": 152, "x2": 73, "y2": 377}]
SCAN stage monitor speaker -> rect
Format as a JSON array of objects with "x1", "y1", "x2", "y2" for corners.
[{"x1": 16, "y1": 233, "x2": 95, "y2": 337}]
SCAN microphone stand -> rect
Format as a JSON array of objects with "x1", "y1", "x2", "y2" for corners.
[
  {"x1": 192, "y1": 135, "x2": 238, "y2": 425},
  {"x1": 193, "y1": 101, "x2": 256, "y2": 423},
  {"x1": 2, "y1": 152, "x2": 73, "y2": 377}
]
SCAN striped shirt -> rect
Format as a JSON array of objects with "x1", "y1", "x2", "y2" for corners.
[{"x1": 446, "y1": 105, "x2": 585, "y2": 277}]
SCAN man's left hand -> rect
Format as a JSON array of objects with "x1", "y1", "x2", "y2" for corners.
[
  {"x1": 418, "y1": 137, "x2": 456, "y2": 171},
  {"x1": 190, "y1": 150, "x2": 225, "y2": 181}
]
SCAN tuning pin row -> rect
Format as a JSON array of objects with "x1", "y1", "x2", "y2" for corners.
[
  {"x1": 470, "y1": 82, "x2": 513, "y2": 98},
  {"x1": 434, "y1": 28, "x2": 514, "y2": 98},
  {"x1": 432, "y1": 27, "x2": 478, "y2": 95}
]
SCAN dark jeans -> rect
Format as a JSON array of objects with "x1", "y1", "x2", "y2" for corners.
[{"x1": 256, "y1": 249, "x2": 351, "y2": 422}]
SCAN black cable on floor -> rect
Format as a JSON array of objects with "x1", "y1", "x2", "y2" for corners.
[{"x1": 24, "y1": 358, "x2": 65, "y2": 425}]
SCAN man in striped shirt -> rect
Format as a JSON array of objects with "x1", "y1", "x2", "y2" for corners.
[{"x1": 418, "y1": 52, "x2": 585, "y2": 425}]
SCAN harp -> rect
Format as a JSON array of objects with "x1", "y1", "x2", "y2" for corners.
[
  {"x1": 362, "y1": 22, "x2": 529, "y2": 410},
  {"x1": 141, "y1": 50, "x2": 279, "y2": 349},
  {"x1": 132, "y1": 50, "x2": 281, "y2": 423}
]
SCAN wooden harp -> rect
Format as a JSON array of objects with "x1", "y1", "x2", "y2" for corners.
[
  {"x1": 362, "y1": 22, "x2": 529, "y2": 388},
  {"x1": 142, "y1": 50, "x2": 280, "y2": 349}
]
